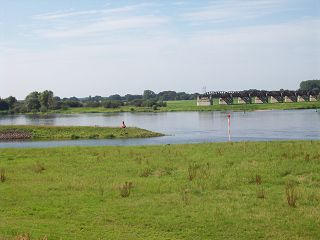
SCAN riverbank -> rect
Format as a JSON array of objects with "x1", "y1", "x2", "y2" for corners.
[
  {"x1": 0, "y1": 125, "x2": 162, "y2": 140},
  {"x1": 52, "y1": 100, "x2": 320, "y2": 113},
  {"x1": 0, "y1": 141, "x2": 319, "y2": 239},
  {"x1": 1, "y1": 100, "x2": 319, "y2": 115}
]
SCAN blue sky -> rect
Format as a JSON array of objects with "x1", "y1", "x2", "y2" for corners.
[{"x1": 0, "y1": 0, "x2": 319, "y2": 99}]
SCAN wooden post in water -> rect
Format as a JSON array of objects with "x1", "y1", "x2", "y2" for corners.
[{"x1": 228, "y1": 114, "x2": 231, "y2": 142}]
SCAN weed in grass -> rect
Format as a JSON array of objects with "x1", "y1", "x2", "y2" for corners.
[
  {"x1": 188, "y1": 163, "x2": 200, "y2": 181},
  {"x1": 216, "y1": 148, "x2": 224, "y2": 156},
  {"x1": 181, "y1": 188, "x2": 191, "y2": 205},
  {"x1": 0, "y1": 168, "x2": 6, "y2": 182},
  {"x1": 304, "y1": 154, "x2": 310, "y2": 162},
  {"x1": 280, "y1": 170, "x2": 291, "y2": 177},
  {"x1": 255, "y1": 174, "x2": 262, "y2": 185},
  {"x1": 12, "y1": 234, "x2": 48, "y2": 240},
  {"x1": 139, "y1": 168, "x2": 152, "y2": 177},
  {"x1": 119, "y1": 182, "x2": 133, "y2": 198},
  {"x1": 33, "y1": 162, "x2": 45, "y2": 173},
  {"x1": 285, "y1": 181, "x2": 298, "y2": 207},
  {"x1": 249, "y1": 174, "x2": 262, "y2": 185},
  {"x1": 257, "y1": 187, "x2": 266, "y2": 199}
]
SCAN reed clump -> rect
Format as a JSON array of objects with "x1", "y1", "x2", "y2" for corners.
[{"x1": 119, "y1": 181, "x2": 133, "y2": 197}]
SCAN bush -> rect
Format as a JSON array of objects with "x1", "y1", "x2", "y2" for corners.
[{"x1": 102, "y1": 100, "x2": 123, "y2": 108}]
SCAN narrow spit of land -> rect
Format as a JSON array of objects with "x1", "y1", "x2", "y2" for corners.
[
  {"x1": 0, "y1": 141, "x2": 319, "y2": 239},
  {"x1": 0, "y1": 125, "x2": 163, "y2": 141}
]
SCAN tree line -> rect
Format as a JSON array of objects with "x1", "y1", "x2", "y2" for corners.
[{"x1": 0, "y1": 90, "x2": 199, "y2": 113}]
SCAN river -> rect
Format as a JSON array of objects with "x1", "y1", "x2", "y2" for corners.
[{"x1": 0, "y1": 109, "x2": 319, "y2": 148}]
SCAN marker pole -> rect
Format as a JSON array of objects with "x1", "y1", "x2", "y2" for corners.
[{"x1": 228, "y1": 114, "x2": 231, "y2": 142}]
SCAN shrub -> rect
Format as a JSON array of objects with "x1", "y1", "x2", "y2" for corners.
[
  {"x1": 119, "y1": 182, "x2": 133, "y2": 197},
  {"x1": 105, "y1": 134, "x2": 115, "y2": 139},
  {"x1": 71, "y1": 134, "x2": 80, "y2": 139},
  {"x1": 89, "y1": 134, "x2": 99, "y2": 139},
  {"x1": 102, "y1": 100, "x2": 123, "y2": 108}
]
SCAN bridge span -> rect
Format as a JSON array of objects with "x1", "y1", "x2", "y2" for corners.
[{"x1": 197, "y1": 89, "x2": 320, "y2": 106}]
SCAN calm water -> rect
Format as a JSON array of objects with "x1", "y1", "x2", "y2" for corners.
[{"x1": 0, "y1": 109, "x2": 319, "y2": 148}]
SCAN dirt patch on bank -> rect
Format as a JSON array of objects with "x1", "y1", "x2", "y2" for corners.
[{"x1": 0, "y1": 129, "x2": 32, "y2": 140}]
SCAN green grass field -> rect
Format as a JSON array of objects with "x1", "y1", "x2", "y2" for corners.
[
  {"x1": 47, "y1": 100, "x2": 320, "y2": 114},
  {"x1": 0, "y1": 125, "x2": 162, "y2": 140},
  {"x1": 0, "y1": 141, "x2": 319, "y2": 239},
  {"x1": 163, "y1": 100, "x2": 320, "y2": 111}
]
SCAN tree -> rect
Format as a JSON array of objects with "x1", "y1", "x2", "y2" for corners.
[
  {"x1": 39, "y1": 90, "x2": 54, "y2": 111},
  {"x1": 300, "y1": 80, "x2": 320, "y2": 91},
  {"x1": 25, "y1": 91, "x2": 41, "y2": 112},
  {"x1": 5, "y1": 96, "x2": 17, "y2": 109},
  {"x1": 143, "y1": 90, "x2": 156, "y2": 100},
  {"x1": 108, "y1": 94, "x2": 122, "y2": 101},
  {"x1": 0, "y1": 99, "x2": 9, "y2": 110}
]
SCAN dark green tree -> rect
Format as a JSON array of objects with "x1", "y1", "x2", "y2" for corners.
[
  {"x1": 39, "y1": 90, "x2": 54, "y2": 111},
  {"x1": 5, "y1": 96, "x2": 17, "y2": 109},
  {"x1": 25, "y1": 91, "x2": 41, "y2": 112},
  {"x1": 143, "y1": 90, "x2": 156, "y2": 100},
  {"x1": 299, "y1": 80, "x2": 320, "y2": 90},
  {"x1": 0, "y1": 99, "x2": 9, "y2": 110}
]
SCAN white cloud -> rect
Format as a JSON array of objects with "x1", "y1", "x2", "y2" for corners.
[
  {"x1": 37, "y1": 15, "x2": 167, "y2": 38},
  {"x1": 31, "y1": 3, "x2": 167, "y2": 39},
  {"x1": 181, "y1": 0, "x2": 286, "y2": 23},
  {"x1": 32, "y1": 6, "x2": 137, "y2": 20}
]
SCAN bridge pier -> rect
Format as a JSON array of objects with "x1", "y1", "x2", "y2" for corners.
[
  {"x1": 269, "y1": 96, "x2": 283, "y2": 103},
  {"x1": 219, "y1": 98, "x2": 232, "y2": 105},
  {"x1": 254, "y1": 97, "x2": 268, "y2": 104},
  {"x1": 197, "y1": 96, "x2": 212, "y2": 106},
  {"x1": 284, "y1": 96, "x2": 297, "y2": 102},
  {"x1": 297, "y1": 95, "x2": 308, "y2": 102},
  {"x1": 310, "y1": 95, "x2": 318, "y2": 102},
  {"x1": 237, "y1": 97, "x2": 251, "y2": 104}
]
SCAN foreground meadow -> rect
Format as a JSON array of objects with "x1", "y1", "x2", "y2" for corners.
[{"x1": 0, "y1": 141, "x2": 319, "y2": 239}]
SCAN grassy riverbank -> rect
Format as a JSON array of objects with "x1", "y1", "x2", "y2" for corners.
[
  {"x1": 0, "y1": 125, "x2": 162, "y2": 140},
  {"x1": 0, "y1": 141, "x2": 319, "y2": 239},
  {"x1": 48, "y1": 100, "x2": 320, "y2": 114}
]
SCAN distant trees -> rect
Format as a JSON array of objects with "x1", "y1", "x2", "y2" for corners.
[
  {"x1": 0, "y1": 89, "x2": 198, "y2": 114},
  {"x1": 143, "y1": 90, "x2": 156, "y2": 100},
  {"x1": 300, "y1": 80, "x2": 320, "y2": 91}
]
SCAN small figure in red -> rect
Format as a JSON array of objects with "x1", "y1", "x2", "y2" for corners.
[{"x1": 121, "y1": 121, "x2": 126, "y2": 128}]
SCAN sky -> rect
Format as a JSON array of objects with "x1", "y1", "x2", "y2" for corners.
[{"x1": 0, "y1": 0, "x2": 319, "y2": 99}]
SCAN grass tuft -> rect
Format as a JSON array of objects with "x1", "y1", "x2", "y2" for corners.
[
  {"x1": 0, "y1": 168, "x2": 6, "y2": 182},
  {"x1": 33, "y1": 162, "x2": 45, "y2": 173},
  {"x1": 285, "y1": 181, "x2": 298, "y2": 207},
  {"x1": 139, "y1": 168, "x2": 152, "y2": 177},
  {"x1": 188, "y1": 163, "x2": 200, "y2": 181},
  {"x1": 119, "y1": 181, "x2": 133, "y2": 197}
]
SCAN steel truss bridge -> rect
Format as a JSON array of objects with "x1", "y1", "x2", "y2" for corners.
[{"x1": 199, "y1": 89, "x2": 320, "y2": 105}]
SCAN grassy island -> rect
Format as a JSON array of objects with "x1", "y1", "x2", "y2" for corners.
[
  {"x1": 0, "y1": 141, "x2": 319, "y2": 239},
  {"x1": 0, "y1": 125, "x2": 162, "y2": 141}
]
